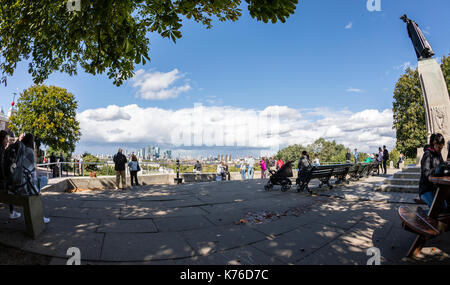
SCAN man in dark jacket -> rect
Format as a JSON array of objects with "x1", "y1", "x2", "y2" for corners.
[
  {"x1": 382, "y1": 145, "x2": 389, "y2": 174},
  {"x1": 50, "y1": 153, "x2": 57, "y2": 177},
  {"x1": 419, "y1": 133, "x2": 446, "y2": 211},
  {"x1": 345, "y1": 149, "x2": 351, "y2": 163},
  {"x1": 113, "y1": 148, "x2": 127, "y2": 189},
  {"x1": 59, "y1": 153, "x2": 64, "y2": 177},
  {"x1": 194, "y1": 161, "x2": 202, "y2": 173}
]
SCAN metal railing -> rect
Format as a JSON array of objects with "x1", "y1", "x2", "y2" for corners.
[{"x1": 36, "y1": 161, "x2": 176, "y2": 179}]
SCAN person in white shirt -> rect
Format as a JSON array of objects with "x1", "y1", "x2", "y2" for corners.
[
  {"x1": 216, "y1": 162, "x2": 224, "y2": 181},
  {"x1": 239, "y1": 160, "x2": 247, "y2": 180},
  {"x1": 247, "y1": 156, "x2": 255, "y2": 179}
]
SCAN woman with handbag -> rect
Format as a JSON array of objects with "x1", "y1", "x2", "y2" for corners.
[
  {"x1": 128, "y1": 154, "x2": 140, "y2": 186},
  {"x1": 21, "y1": 133, "x2": 51, "y2": 224}
]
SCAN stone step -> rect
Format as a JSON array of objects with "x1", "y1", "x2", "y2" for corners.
[
  {"x1": 393, "y1": 172, "x2": 421, "y2": 179},
  {"x1": 401, "y1": 166, "x2": 420, "y2": 173},
  {"x1": 378, "y1": 184, "x2": 418, "y2": 193},
  {"x1": 383, "y1": 178, "x2": 420, "y2": 186}
]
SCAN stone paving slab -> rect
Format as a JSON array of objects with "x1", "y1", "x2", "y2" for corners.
[
  {"x1": 153, "y1": 215, "x2": 215, "y2": 232},
  {"x1": 180, "y1": 225, "x2": 269, "y2": 255},
  {"x1": 126, "y1": 198, "x2": 208, "y2": 209},
  {"x1": 22, "y1": 231, "x2": 104, "y2": 260},
  {"x1": 97, "y1": 219, "x2": 158, "y2": 233},
  {"x1": 2, "y1": 177, "x2": 450, "y2": 264},
  {"x1": 311, "y1": 176, "x2": 418, "y2": 204},
  {"x1": 101, "y1": 232, "x2": 195, "y2": 261},
  {"x1": 252, "y1": 224, "x2": 345, "y2": 264},
  {"x1": 120, "y1": 206, "x2": 207, "y2": 219},
  {"x1": 80, "y1": 200, "x2": 126, "y2": 209}
]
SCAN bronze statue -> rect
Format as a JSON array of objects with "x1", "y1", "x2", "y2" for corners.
[{"x1": 400, "y1": 14, "x2": 434, "y2": 59}]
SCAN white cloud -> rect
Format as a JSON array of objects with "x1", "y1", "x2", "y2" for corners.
[
  {"x1": 346, "y1": 87, "x2": 364, "y2": 93},
  {"x1": 394, "y1": 61, "x2": 413, "y2": 71},
  {"x1": 130, "y1": 69, "x2": 192, "y2": 100},
  {"x1": 85, "y1": 105, "x2": 131, "y2": 121},
  {"x1": 345, "y1": 22, "x2": 353, "y2": 29},
  {"x1": 77, "y1": 104, "x2": 395, "y2": 154}
]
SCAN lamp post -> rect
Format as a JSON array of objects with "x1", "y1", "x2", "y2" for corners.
[{"x1": 174, "y1": 159, "x2": 183, "y2": 184}]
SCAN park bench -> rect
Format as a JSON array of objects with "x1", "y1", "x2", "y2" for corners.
[
  {"x1": 356, "y1": 163, "x2": 369, "y2": 179},
  {"x1": 331, "y1": 164, "x2": 351, "y2": 185},
  {"x1": 0, "y1": 192, "x2": 45, "y2": 239},
  {"x1": 347, "y1": 164, "x2": 361, "y2": 181},
  {"x1": 360, "y1": 163, "x2": 375, "y2": 178},
  {"x1": 399, "y1": 176, "x2": 450, "y2": 257},
  {"x1": 295, "y1": 163, "x2": 378, "y2": 193},
  {"x1": 296, "y1": 166, "x2": 335, "y2": 193}
]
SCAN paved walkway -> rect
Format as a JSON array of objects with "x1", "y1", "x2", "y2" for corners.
[
  {"x1": 0, "y1": 177, "x2": 449, "y2": 265},
  {"x1": 309, "y1": 173, "x2": 418, "y2": 204}
]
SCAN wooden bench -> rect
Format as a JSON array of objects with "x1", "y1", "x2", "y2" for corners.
[
  {"x1": 331, "y1": 164, "x2": 351, "y2": 185},
  {"x1": 400, "y1": 176, "x2": 450, "y2": 257},
  {"x1": 398, "y1": 206, "x2": 442, "y2": 239},
  {"x1": 295, "y1": 163, "x2": 377, "y2": 193},
  {"x1": 0, "y1": 192, "x2": 45, "y2": 239},
  {"x1": 347, "y1": 164, "x2": 360, "y2": 181},
  {"x1": 296, "y1": 166, "x2": 334, "y2": 193}
]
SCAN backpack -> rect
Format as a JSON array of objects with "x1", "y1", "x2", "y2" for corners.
[{"x1": 3, "y1": 142, "x2": 39, "y2": 196}]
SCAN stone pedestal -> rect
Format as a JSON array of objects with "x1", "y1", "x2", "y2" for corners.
[{"x1": 417, "y1": 58, "x2": 450, "y2": 160}]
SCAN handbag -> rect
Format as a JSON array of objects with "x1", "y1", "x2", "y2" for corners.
[{"x1": 137, "y1": 163, "x2": 141, "y2": 172}]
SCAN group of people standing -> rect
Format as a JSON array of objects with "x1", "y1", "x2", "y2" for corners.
[
  {"x1": 347, "y1": 146, "x2": 390, "y2": 174},
  {"x1": 42, "y1": 152, "x2": 65, "y2": 178},
  {"x1": 112, "y1": 148, "x2": 141, "y2": 189},
  {"x1": 236, "y1": 156, "x2": 282, "y2": 180}
]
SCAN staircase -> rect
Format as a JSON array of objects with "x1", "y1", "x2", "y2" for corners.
[{"x1": 378, "y1": 165, "x2": 420, "y2": 193}]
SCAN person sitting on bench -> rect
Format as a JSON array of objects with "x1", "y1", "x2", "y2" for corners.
[
  {"x1": 419, "y1": 133, "x2": 446, "y2": 214},
  {"x1": 298, "y1": 151, "x2": 312, "y2": 175}
]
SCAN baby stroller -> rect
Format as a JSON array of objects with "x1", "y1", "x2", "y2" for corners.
[{"x1": 264, "y1": 160, "x2": 293, "y2": 192}]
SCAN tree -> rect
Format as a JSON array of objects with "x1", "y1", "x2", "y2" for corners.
[
  {"x1": 0, "y1": 0, "x2": 299, "y2": 86},
  {"x1": 9, "y1": 85, "x2": 81, "y2": 154},
  {"x1": 275, "y1": 138, "x2": 350, "y2": 164},
  {"x1": 392, "y1": 55, "x2": 450, "y2": 158},
  {"x1": 82, "y1": 152, "x2": 100, "y2": 172},
  {"x1": 392, "y1": 67, "x2": 427, "y2": 158},
  {"x1": 307, "y1": 138, "x2": 347, "y2": 163},
  {"x1": 441, "y1": 55, "x2": 450, "y2": 95},
  {"x1": 275, "y1": 144, "x2": 305, "y2": 162}
]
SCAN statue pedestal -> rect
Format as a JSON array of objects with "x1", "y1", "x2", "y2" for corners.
[{"x1": 418, "y1": 58, "x2": 450, "y2": 160}]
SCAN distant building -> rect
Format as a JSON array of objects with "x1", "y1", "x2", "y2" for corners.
[{"x1": 0, "y1": 108, "x2": 9, "y2": 131}]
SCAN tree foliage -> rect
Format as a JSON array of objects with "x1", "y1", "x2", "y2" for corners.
[
  {"x1": 392, "y1": 55, "x2": 449, "y2": 158},
  {"x1": 274, "y1": 138, "x2": 364, "y2": 164},
  {"x1": 9, "y1": 85, "x2": 81, "y2": 153},
  {"x1": 81, "y1": 152, "x2": 100, "y2": 172},
  {"x1": 442, "y1": 55, "x2": 450, "y2": 95},
  {"x1": 0, "y1": 0, "x2": 299, "y2": 86},
  {"x1": 392, "y1": 68, "x2": 426, "y2": 158}
]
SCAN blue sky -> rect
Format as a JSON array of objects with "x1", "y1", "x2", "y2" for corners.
[{"x1": 1, "y1": 0, "x2": 449, "y2": 157}]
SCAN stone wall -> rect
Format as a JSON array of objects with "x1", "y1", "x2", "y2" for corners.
[{"x1": 42, "y1": 171, "x2": 291, "y2": 192}]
